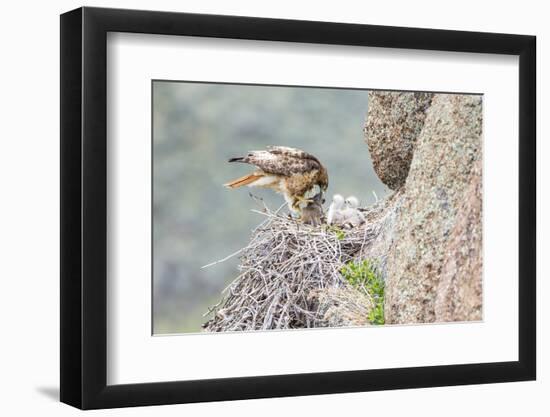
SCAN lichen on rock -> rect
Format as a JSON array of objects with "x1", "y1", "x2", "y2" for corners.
[{"x1": 435, "y1": 157, "x2": 483, "y2": 322}]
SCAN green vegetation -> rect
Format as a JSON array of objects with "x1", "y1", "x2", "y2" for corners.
[
  {"x1": 340, "y1": 260, "x2": 385, "y2": 325},
  {"x1": 329, "y1": 226, "x2": 346, "y2": 241}
]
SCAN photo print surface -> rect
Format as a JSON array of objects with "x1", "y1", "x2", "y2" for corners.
[{"x1": 152, "y1": 80, "x2": 482, "y2": 335}]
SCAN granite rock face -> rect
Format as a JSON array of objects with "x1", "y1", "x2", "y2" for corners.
[
  {"x1": 364, "y1": 91, "x2": 433, "y2": 190},
  {"x1": 362, "y1": 92, "x2": 483, "y2": 324},
  {"x1": 435, "y1": 158, "x2": 483, "y2": 322}
]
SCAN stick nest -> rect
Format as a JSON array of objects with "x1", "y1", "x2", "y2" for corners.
[{"x1": 202, "y1": 204, "x2": 385, "y2": 332}]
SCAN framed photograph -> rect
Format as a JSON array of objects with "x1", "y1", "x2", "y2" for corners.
[{"x1": 60, "y1": 6, "x2": 536, "y2": 409}]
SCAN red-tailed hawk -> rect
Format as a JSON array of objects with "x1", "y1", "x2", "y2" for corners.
[{"x1": 224, "y1": 146, "x2": 329, "y2": 216}]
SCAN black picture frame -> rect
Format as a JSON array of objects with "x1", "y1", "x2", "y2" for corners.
[{"x1": 60, "y1": 6, "x2": 536, "y2": 410}]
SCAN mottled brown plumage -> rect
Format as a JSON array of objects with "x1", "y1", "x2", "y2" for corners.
[
  {"x1": 301, "y1": 193, "x2": 325, "y2": 226},
  {"x1": 224, "y1": 146, "x2": 329, "y2": 215}
]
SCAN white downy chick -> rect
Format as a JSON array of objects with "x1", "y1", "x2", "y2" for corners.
[
  {"x1": 341, "y1": 195, "x2": 365, "y2": 228},
  {"x1": 344, "y1": 195, "x2": 360, "y2": 209},
  {"x1": 327, "y1": 194, "x2": 345, "y2": 225}
]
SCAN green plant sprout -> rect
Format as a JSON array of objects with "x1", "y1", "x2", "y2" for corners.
[
  {"x1": 325, "y1": 224, "x2": 346, "y2": 240},
  {"x1": 340, "y1": 259, "x2": 385, "y2": 325}
]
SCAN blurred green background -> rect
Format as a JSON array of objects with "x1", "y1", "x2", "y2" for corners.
[{"x1": 153, "y1": 81, "x2": 388, "y2": 334}]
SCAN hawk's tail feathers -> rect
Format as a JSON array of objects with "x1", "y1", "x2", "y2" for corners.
[{"x1": 224, "y1": 173, "x2": 263, "y2": 189}]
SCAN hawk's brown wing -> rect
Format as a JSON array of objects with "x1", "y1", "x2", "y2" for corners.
[
  {"x1": 266, "y1": 146, "x2": 319, "y2": 161},
  {"x1": 241, "y1": 147, "x2": 322, "y2": 177}
]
